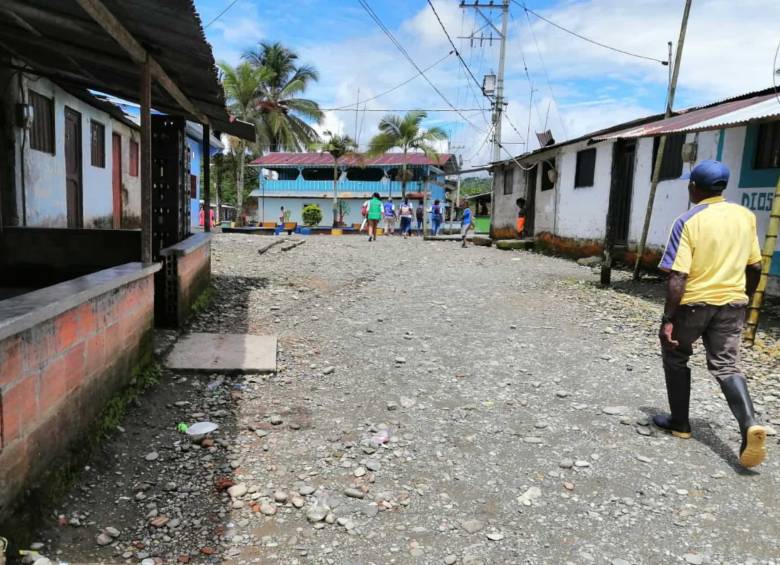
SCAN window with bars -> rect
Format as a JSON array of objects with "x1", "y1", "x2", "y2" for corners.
[
  {"x1": 90, "y1": 120, "x2": 105, "y2": 167},
  {"x1": 503, "y1": 167, "x2": 514, "y2": 195},
  {"x1": 754, "y1": 121, "x2": 780, "y2": 169},
  {"x1": 652, "y1": 134, "x2": 684, "y2": 181},
  {"x1": 30, "y1": 90, "x2": 55, "y2": 154},
  {"x1": 129, "y1": 139, "x2": 139, "y2": 176},
  {"x1": 574, "y1": 148, "x2": 596, "y2": 188}
]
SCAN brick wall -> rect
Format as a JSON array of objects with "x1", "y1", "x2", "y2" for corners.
[
  {"x1": 157, "y1": 234, "x2": 211, "y2": 328},
  {"x1": 0, "y1": 274, "x2": 155, "y2": 519},
  {"x1": 175, "y1": 242, "x2": 211, "y2": 325}
]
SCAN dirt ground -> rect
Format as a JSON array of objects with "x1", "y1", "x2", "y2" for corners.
[{"x1": 27, "y1": 233, "x2": 780, "y2": 565}]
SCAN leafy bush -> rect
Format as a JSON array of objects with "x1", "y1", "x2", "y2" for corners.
[{"x1": 302, "y1": 204, "x2": 323, "y2": 226}]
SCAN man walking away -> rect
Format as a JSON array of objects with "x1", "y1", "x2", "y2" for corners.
[
  {"x1": 399, "y1": 198, "x2": 414, "y2": 239},
  {"x1": 415, "y1": 201, "x2": 424, "y2": 235},
  {"x1": 655, "y1": 160, "x2": 766, "y2": 468},
  {"x1": 366, "y1": 192, "x2": 383, "y2": 241},
  {"x1": 383, "y1": 198, "x2": 396, "y2": 235},
  {"x1": 460, "y1": 202, "x2": 474, "y2": 247}
]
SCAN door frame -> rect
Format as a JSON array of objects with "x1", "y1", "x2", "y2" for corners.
[
  {"x1": 613, "y1": 140, "x2": 636, "y2": 244},
  {"x1": 112, "y1": 132, "x2": 122, "y2": 228},
  {"x1": 64, "y1": 106, "x2": 83, "y2": 228}
]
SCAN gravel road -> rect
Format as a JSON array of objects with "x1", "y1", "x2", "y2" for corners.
[{"x1": 32, "y1": 233, "x2": 780, "y2": 565}]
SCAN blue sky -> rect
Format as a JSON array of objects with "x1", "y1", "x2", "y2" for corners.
[{"x1": 195, "y1": 0, "x2": 780, "y2": 167}]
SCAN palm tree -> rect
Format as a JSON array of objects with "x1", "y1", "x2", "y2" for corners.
[
  {"x1": 311, "y1": 131, "x2": 358, "y2": 227},
  {"x1": 367, "y1": 110, "x2": 448, "y2": 198},
  {"x1": 218, "y1": 61, "x2": 271, "y2": 219},
  {"x1": 243, "y1": 41, "x2": 323, "y2": 152}
]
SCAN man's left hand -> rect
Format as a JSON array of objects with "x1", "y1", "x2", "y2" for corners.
[{"x1": 659, "y1": 322, "x2": 678, "y2": 349}]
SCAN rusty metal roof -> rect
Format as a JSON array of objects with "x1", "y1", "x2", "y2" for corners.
[
  {"x1": 0, "y1": 0, "x2": 254, "y2": 139},
  {"x1": 251, "y1": 152, "x2": 458, "y2": 169},
  {"x1": 593, "y1": 92, "x2": 780, "y2": 140}
]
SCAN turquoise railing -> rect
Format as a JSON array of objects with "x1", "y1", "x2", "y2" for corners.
[{"x1": 259, "y1": 179, "x2": 425, "y2": 195}]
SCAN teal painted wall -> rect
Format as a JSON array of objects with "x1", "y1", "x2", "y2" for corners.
[{"x1": 739, "y1": 124, "x2": 780, "y2": 188}]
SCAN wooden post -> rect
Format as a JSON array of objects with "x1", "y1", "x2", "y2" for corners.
[
  {"x1": 202, "y1": 123, "x2": 211, "y2": 232},
  {"x1": 140, "y1": 57, "x2": 152, "y2": 264},
  {"x1": 601, "y1": 140, "x2": 624, "y2": 285},
  {"x1": 632, "y1": 0, "x2": 692, "y2": 280},
  {"x1": 745, "y1": 175, "x2": 780, "y2": 345}
]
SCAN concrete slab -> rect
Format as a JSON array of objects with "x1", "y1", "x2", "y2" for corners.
[{"x1": 167, "y1": 333, "x2": 277, "y2": 373}]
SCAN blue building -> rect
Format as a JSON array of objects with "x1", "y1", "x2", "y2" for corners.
[{"x1": 248, "y1": 152, "x2": 459, "y2": 227}]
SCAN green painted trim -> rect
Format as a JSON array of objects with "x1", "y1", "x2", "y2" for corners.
[
  {"x1": 771, "y1": 251, "x2": 780, "y2": 277},
  {"x1": 474, "y1": 216, "x2": 491, "y2": 233},
  {"x1": 716, "y1": 129, "x2": 725, "y2": 161},
  {"x1": 739, "y1": 124, "x2": 780, "y2": 188}
]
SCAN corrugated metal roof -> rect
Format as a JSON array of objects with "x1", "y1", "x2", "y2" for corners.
[
  {"x1": 251, "y1": 152, "x2": 456, "y2": 168},
  {"x1": 593, "y1": 93, "x2": 780, "y2": 140},
  {"x1": 0, "y1": 0, "x2": 253, "y2": 139}
]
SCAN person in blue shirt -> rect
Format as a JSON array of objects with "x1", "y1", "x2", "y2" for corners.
[{"x1": 460, "y1": 202, "x2": 474, "y2": 247}]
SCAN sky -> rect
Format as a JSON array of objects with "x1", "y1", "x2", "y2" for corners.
[{"x1": 194, "y1": 0, "x2": 780, "y2": 169}]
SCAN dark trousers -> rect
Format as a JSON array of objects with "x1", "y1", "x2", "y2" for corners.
[{"x1": 663, "y1": 302, "x2": 747, "y2": 383}]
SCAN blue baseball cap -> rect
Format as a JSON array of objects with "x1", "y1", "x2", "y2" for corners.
[{"x1": 680, "y1": 159, "x2": 730, "y2": 190}]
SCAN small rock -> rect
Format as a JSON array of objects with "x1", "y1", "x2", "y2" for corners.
[
  {"x1": 260, "y1": 503, "x2": 277, "y2": 516},
  {"x1": 555, "y1": 391, "x2": 570, "y2": 398},
  {"x1": 291, "y1": 496, "x2": 305, "y2": 508},
  {"x1": 227, "y1": 484, "x2": 248, "y2": 498},
  {"x1": 323, "y1": 366, "x2": 335, "y2": 375},
  {"x1": 395, "y1": 357, "x2": 407, "y2": 364},
  {"x1": 444, "y1": 555, "x2": 458, "y2": 565},
  {"x1": 602, "y1": 406, "x2": 627, "y2": 415},
  {"x1": 400, "y1": 396, "x2": 416, "y2": 408},
  {"x1": 486, "y1": 531, "x2": 504, "y2": 541},
  {"x1": 563, "y1": 482, "x2": 575, "y2": 491},
  {"x1": 273, "y1": 491, "x2": 288, "y2": 503},
  {"x1": 387, "y1": 402, "x2": 399, "y2": 411},
  {"x1": 344, "y1": 487, "x2": 365, "y2": 499},
  {"x1": 684, "y1": 554, "x2": 704, "y2": 565},
  {"x1": 269, "y1": 415, "x2": 283, "y2": 425},
  {"x1": 517, "y1": 486, "x2": 542, "y2": 506},
  {"x1": 104, "y1": 526, "x2": 120, "y2": 538},
  {"x1": 460, "y1": 519, "x2": 484, "y2": 534},
  {"x1": 96, "y1": 532, "x2": 112, "y2": 546},
  {"x1": 144, "y1": 451, "x2": 159, "y2": 461},
  {"x1": 354, "y1": 467, "x2": 367, "y2": 478},
  {"x1": 365, "y1": 459, "x2": 381, "y2": 472},
  {"x1": 574, "y1": 460, "x2": 591, "y2": 468},
  {"x1": 559, "y1": 459, "x2": 574, "y2": 469},
  {"x1": 149, "y1": 516, "x2": 169, "y2": 528},
  {"x1": 306, "y1": 506, "x2": 328, "y2": 523},
  {"x1": 299, "y1": 485, "x2": 316, "y2": 496}
]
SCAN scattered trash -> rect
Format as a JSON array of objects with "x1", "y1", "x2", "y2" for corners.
[
  {"x1": 176, "y1": 422, "x2": 189, "y2": 433},
  {"x1": 206, "y1": 376, "x2": 224, "y2": 391},
  {"x1": 186, "y1": 421, "x2": 219, "y2": 441}
]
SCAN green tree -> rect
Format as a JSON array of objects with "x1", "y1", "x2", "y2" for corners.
[
  {"x1": 243, "y1": 41, "x2": 324, "y2": 152},
  {"x1": 302, "y1": 204, "x2": 323, "y2": 226},
  {"x1": 367, "y1": 110, "x2": 448, "y2": 198},
  {"x1": 218, "y1": 61, "x2": 271, "y2": 219},
  {"x1": 311, "y1": 131, "x2": 359, "y2": 227}
]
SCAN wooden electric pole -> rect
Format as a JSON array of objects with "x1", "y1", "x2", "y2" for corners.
[{"x1": 632, "y1": 0, "x2": 692, "y2": 280}]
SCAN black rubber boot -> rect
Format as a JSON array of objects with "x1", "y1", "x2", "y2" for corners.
[
  {"x1": 653, "y1": 368, "x2": 692, "y2": 438},
  {"x1": 720, "y1": 374, "x2": 767, "y2": 468}
]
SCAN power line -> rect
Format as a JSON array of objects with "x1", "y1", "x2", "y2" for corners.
[
  {"x1": 329, "y1": 51, "x2": 454, "y2": 111},
  {"x1": 521, "y1": 4, "x2": 569, "y2": 139},
  {"x1": 514, "y1": 1, "x2": 668, "y2": 66},
  {"x1": 320, "y1": 107, "x2": 487, "y2": 112},
  {"x1": 774, "y1": 38, "x2": 780, "y2": 107},
  {"x1": 427, "y1": 0, "x2": 483, "y2": 91},
  {"x1": 357, "y1": 0, "x2": 484, "y2": 132},
  {"x1": 203, "y1": 0, "x2": 241, "y2": 29}
]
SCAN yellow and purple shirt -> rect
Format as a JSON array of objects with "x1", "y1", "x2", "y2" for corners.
[{"x1": 659, "y1": 196, "x2": 762, "y2": 306}]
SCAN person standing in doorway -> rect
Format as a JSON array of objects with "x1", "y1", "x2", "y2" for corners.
[
  {"x1": 383, "y1": 197, "x2": 396, "y2": 235},
  {"x1": 366, "y1": 192, "x2": 383, "y2": 241},
  {"x1": 655, "y1": 160, "x2": 766, "y2": 468},
  {"x1": 415, "y1": 201, "x2": 424, "y2": 236},
  {"x1": 431, "y1": 199, "x2": 444, "y2": 236},
  {"x1": 460, "y1": 202, "x2": 474, "y2": 248},
  {"x1": 516, "y1": 198, "x2": 527, "y2": 238},
  {"x1": 279, "y1": 206, "x2": 286, "y2": 226},
  {"x1": 398, "y1": 198, "x2": 414, "y2": 239}
]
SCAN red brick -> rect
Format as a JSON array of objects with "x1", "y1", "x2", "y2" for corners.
[
  {"x1": 54, "y1": 309, "x2": 79, "y2": 352},
  {"x1": 84, "y1": 331, "x2": 106, "y2": 379},
  {"x1": 22, "y1": 324, "x2": 57, "y2": 373},
  {"x1": 76, "y1": 302, "x2": 97, "y2": 336},
  {"x1": 2, "y1": 374, "x2": 38, "y2": 444},
  {"x1": 39, "y1": 343, "x2": 84, "y2": 417},
  {"x1": 0, "y1": 336, "x2": 23, "y2": 388}
]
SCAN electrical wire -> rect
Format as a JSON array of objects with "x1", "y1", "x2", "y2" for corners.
[
  {"x1": 357, "y1": 0, "x2": 484, "y2": 132},
  {"x1": 427, "y1": 0, "x2": 483, "y2": 91},
  {"x1": 328, "y1": 51, "x2": 454, "y2": 111},
  {"x1": 319, "y1": 107, "x2": 487, "y2": 112},
  {"x1": 513, "y1": 1, "x2": 668, "y2": 65},
  {"x1": 773, "y1": 38, "x2": 780, "y2": 107},
  {"x1": 464, "y1": 123, "x2": 495, "y2": 162},
  {"x1": 203, "y1": 0, "x2": 241, "y2": 29},
  {"x1": 521, "y1": 4, "x2": 569, "y2": 139}
]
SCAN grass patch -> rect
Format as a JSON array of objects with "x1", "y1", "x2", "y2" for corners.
[{"x1": 191, "y1": 285, "x2": 214, "y2": 316}]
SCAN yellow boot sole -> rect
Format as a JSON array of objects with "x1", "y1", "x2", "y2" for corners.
[
  {"x1": 740, "y1": 425, "x2": 767, "y2": 468},
  {"x1": 671, "y1": 430, "x2": 692, "y2": 439}
]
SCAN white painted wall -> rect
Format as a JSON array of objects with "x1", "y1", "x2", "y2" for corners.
[
  {"x1": 14, "y1": 76, "x2": 138, "y2": 229},
  {"x1": 531, "y1": 149, "x2": 559, "y2": 235},
  {"x1": 491, "y1": 166, "x2": 523, "y2": 235},
  {"x1": 250, "y1": 196, "x2": 369, "y2": 227},
  {"x1": 555, "y1": 141, "x2": 614, "y2": 240}
]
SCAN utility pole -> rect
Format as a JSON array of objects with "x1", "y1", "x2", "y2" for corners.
[
  {"x1": 460, "y1": 0, "x2": 509, "y2": 163},
  {"x1": 354, "y1": 88, "x2": 360, "y2": 142},
  {"x1": 631, "y1": 0, "x2": 692, "y2": 280}
]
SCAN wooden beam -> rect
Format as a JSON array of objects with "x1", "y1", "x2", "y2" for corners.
[
  {"x1": 74, "y1": 0, "x2": 209, "y2": 125},
  {"x1": 202, "y1": 124, "x2": 211, "y2": 232},
  {"x1": 140, "y1": 57, "x2": 152, "y2": 264}
]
